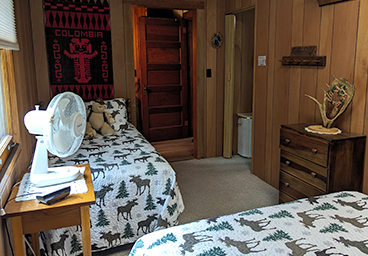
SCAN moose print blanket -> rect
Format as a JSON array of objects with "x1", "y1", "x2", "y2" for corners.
[
  {"x1": 129, "y1": 191, "x2": 368, "y2": 255},
  {"x1": 39, "y1": 123, "x2": 184, "y2": 255}
]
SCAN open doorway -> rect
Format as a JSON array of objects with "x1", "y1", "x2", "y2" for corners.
[
  {"x1": 223, "y1": 8, "x2": 255, "y2": 160},
  {"x1": 132, "y1": 7, "x2": 196, "y2": 162},
  {"x1": 232, "y1": 8, "x2": 255, "y2": 157}
]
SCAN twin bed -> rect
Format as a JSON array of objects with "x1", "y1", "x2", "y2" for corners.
[
  {"x1": 39, "y1": 98, "x2": 185, "y2": 254},
  {"x1": 37, "y1": 97, "x2": 368, "y2": 256}
]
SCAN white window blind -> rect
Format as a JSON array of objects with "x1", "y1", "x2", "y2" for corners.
[{"x1": 0, "y1": 0, "x2": 18, "y2": 50}]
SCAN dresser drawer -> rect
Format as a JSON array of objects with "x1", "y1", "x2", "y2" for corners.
[
  {"x1": 280, "y1": 150, "x2": 327, "y2": 191},
  {"x1": 279, "y1": 191, "x2": 296, "y2": 203},
  {"x1": 280, "y1": 128, "x2": 328, "y2": 167},
  {"x1": 279, "y1": 170, "x2": 325, "y2": 199}
]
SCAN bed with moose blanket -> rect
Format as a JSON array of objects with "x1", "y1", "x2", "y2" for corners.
[
  {"x1": 38, "y1": 98, "x2": 185, "y2": 255},
  {"x1": 129, "y1": 191, "x2": 368, "y2": 255}
]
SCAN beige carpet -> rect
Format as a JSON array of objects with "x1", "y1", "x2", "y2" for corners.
[
  {"x1": 93, "y1": 155, "x2": 279, "y2": 256},
  {"x1": 175, "y1": 155, "x2": 279, "y2": 224}
]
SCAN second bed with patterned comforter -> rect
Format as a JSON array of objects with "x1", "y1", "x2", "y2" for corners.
[{"x1": 129, "y1": 191, "x2": 368, "y2": 255}]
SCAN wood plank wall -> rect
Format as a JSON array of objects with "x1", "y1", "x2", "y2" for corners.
[
  {"x1": 26, "y1": 0, "x2": 368, "y2": 193},
  {"x1": 12, "y1": 0, "x2": 38, "y2": 173},
  {"x1": 225, "y1": 0, "x2": 368, "y2": 192},
  {"x1": 206, "y1": 0, "x2": 222, "y2": 157},
  {"x1": 0, "y1": 1, "x2": 38, "y2": 254}
]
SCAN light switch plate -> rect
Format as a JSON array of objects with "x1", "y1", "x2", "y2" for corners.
[{"x1": 258, "y1": 56, "x2": 266, "y2": 66}]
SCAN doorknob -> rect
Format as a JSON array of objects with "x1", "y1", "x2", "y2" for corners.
[{"x1": 143, "y1": 86, "x2": 148, "y2": 96}]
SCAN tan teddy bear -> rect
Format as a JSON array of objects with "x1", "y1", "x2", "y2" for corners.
[{"x1": 84, "y1": 99, "x2": 115, "y2": 139}]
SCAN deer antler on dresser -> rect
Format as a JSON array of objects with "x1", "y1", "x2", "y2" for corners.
[{"x1": 305, "y1": 77, "x2": 355, "y2": 129}]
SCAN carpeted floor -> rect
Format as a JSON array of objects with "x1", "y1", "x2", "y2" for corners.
[
  {"x1": 93, "y1": 155, "x2": 279, "y2": 256},
  {"x1": 175, "y1": 155, "x2": 279, "y2": 224}
]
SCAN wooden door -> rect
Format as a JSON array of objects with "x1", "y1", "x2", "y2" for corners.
[{"x1": 139, "y1": 17, "x2": 189, "y2": 142}]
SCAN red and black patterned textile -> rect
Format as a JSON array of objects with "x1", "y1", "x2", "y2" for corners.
[{"x1": 44, "y1": 0, "x2": 114, "y2": 100}]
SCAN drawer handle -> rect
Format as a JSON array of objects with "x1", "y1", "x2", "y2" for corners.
[
  {"x1": 311, "y1": 172, "x2": 317, "y2": 178},
  {"x1": 285, "y1": 139, "x2": 291, "y2": 144},
  {"x1": 312, "y1": 148, "x2": 318, "y2": 154},
  {"x1": 285, "y1": 160, "x2": 291, "y2": 166},
  {"x1": 284, "y1": 182, "x2": 290, "y2": 187}
]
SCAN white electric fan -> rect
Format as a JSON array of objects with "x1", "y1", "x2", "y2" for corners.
[{"x1": 24, "y1": 92, "x2": 86, "y2": 187}]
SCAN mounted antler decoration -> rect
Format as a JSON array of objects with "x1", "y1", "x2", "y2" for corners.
[{"x1": 305, "y1": 77, "x2": 355, "y2": 134}]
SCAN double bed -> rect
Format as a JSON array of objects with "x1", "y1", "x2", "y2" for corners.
[
  {"x1": 37, "y1": 98, "x2": 185, "y2": 254},
  {"x1": 129, "y1": 190, "x2": 368, "y2": 255}
]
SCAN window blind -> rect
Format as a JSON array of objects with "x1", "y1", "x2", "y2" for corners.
[{"x1": 0, "y1": 0, "x2": 18, "y2": 50}]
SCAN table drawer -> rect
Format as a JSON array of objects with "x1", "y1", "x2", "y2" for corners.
[
  {"x1": 280, "y1": 150, "x2": 327, "y2": 191},
  {"x1": 279, "y1": 170, "x2": 325, "y2": 199},
  {"x1": 280, "y1": 128, "x2": 328, "y2": 167}
]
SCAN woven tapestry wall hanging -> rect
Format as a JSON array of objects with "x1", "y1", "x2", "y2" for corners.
[{"x1": 44, "y1": 0, "x2": 114, "y2": 100}]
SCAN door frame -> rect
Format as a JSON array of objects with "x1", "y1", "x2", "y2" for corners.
[
  {"x1": 223, "y1": 14, "x2": 236, "y2": 158},
  {"x1": 117, "y1": 2, "x2": 204, "y2": 158},
  {"x1": 183, "y1": 10, "x2": 197, "y2": 157},
  {"x1": 223, "y1": 7, "x2": 256, "y2": 159}
]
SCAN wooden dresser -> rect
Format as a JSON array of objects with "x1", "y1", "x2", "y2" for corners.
[{"x1": 279, "y1": 123, "x2": 366, "y2": 203}]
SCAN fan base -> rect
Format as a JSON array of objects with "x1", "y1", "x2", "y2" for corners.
[{"x1": 31, "y1": 166, "x2": 81, "y2": 187}]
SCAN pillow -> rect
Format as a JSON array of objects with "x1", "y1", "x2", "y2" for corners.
[{"x1": 85, "y1": 98, "x2": 128, "y2": 131}]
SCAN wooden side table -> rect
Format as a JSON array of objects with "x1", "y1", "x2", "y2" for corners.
[{"x1": 2, "y1": 164, "x2": 95, "y2": 256}]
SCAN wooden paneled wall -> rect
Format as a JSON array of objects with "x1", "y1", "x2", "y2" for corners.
[
  {"x1": 27, "y1": 0, "x2": 368, "y2": 193},
  {"x1": 226, "y1": 0, "x2": 257, "y2": 13},
  {"x1": 224, "y1": 0, "x2": 368, "y2": 193},
  {"x1": 0, "y1": 1, "x2": 39, "y2": 255},
  {"x1": 205, "y1": 0, "x2": 226, "y2": 158},
  {"x1": 12, "y1": 0, "x2": 38, "y2": 173},
  {"x1": 2, "y1": 3, "x2": 368, "y2": 254}
]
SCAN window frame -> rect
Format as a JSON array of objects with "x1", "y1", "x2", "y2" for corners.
[
  {"x1": 0, "y1": 49, "x2": 21, "y2": 199},
  {"x1": 1, "y1": 49, "x2": 20, "y2": 141}
]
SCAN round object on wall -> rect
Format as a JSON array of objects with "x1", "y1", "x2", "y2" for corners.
[{"x1": 211, "y1": 33, "x2": 223, "y2": 49}]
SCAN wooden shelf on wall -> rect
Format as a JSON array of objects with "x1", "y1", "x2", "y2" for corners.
[
  {"x1": 280, "y1": 56, "x2": 326, "y2": 66},
  {"x1": 280, "y1": 46, "x2": 326, "y2": 67}
]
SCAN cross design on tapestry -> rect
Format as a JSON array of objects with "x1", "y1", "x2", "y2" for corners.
[{"x1": 64, "y1": 38, "x2": 98, "y2": 83}]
